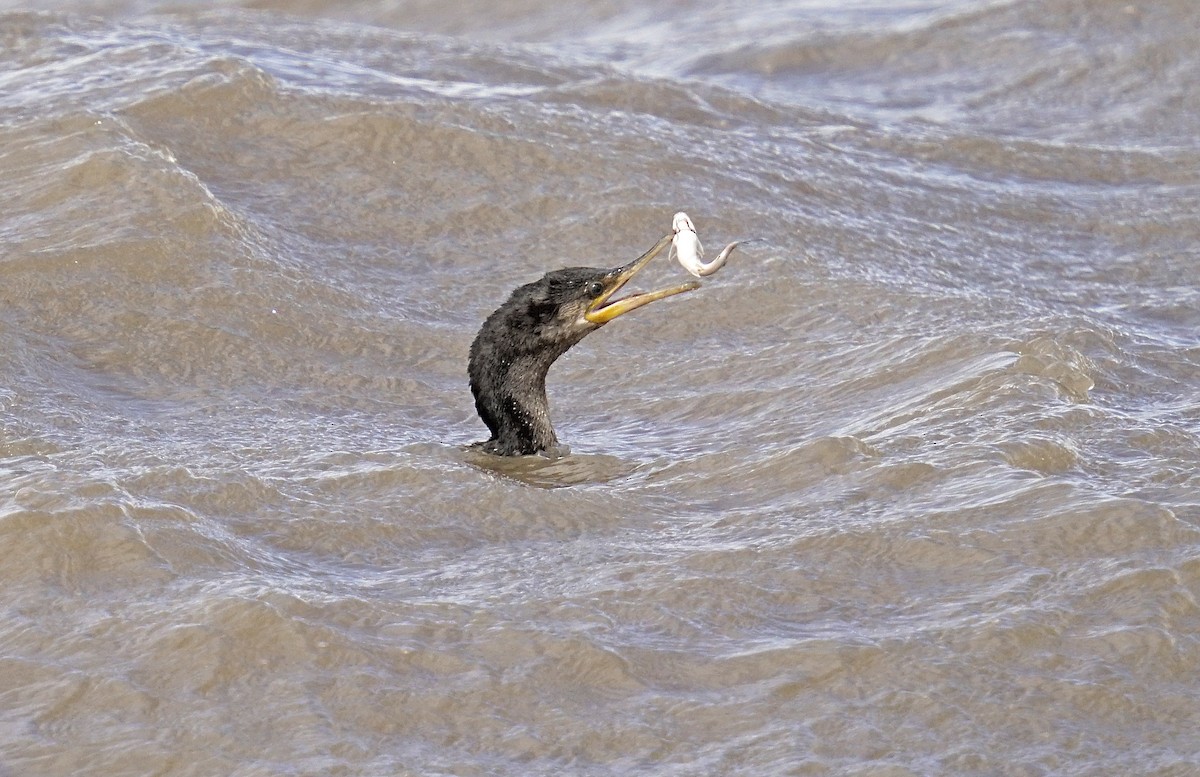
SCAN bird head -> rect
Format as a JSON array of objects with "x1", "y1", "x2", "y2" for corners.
[{"x1": 490, "y1": 235, "x2": 699, "y2": 352}]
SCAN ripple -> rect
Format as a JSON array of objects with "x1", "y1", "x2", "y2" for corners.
[{"x1": 1000, "y1": 433, "x2": 1080, "y2": 474}]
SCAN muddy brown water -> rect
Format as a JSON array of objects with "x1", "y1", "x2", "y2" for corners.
[{"x1": 2, "y1": 1, "x2": 1199, "y2": 775}]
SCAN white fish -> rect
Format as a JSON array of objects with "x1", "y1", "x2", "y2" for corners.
[{"x1": 669, "y1": 211, "x2": 740, "y2": 277}]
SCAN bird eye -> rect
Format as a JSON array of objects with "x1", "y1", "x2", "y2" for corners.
[{"x1": 587, "y1": 281, "x2": 605, "y2": 298}]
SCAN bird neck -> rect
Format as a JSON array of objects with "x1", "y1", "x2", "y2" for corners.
[
  {"x1": 471, "y1": 343, "x2": 570, "y2": 456},
  {"x1": 496, "y1": 353, "x2": 559, "y2": 455}
]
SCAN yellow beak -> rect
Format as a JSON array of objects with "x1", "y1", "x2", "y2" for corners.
[{"x1": 584, "y1": 235, "x2": 701, "y2": 325}]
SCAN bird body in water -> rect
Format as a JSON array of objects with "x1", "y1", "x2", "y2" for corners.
[{"x1": 469, "y1": 235, "x2": 698, "y2": 456}]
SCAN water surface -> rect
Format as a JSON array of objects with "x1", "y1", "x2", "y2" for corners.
[{"x1": 2, "y1": 1, "x2": 1199, "y2": 775}]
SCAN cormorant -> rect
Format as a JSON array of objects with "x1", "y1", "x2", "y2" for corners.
[{"x1": 469, "y1": 235, "x2": 699, "y2": 456}]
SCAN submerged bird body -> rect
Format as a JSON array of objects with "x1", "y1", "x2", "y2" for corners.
[{"x1": 469, "y1": 236, "x2": 698, "y2": 456}]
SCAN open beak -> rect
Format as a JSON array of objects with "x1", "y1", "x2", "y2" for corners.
[{"x1": 584, "y1": 235, "x2": 701, "y2": 324}]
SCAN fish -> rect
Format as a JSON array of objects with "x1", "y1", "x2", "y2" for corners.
[{"x1": 668, "y1": 211, "x2": 741, "y2": 277}]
